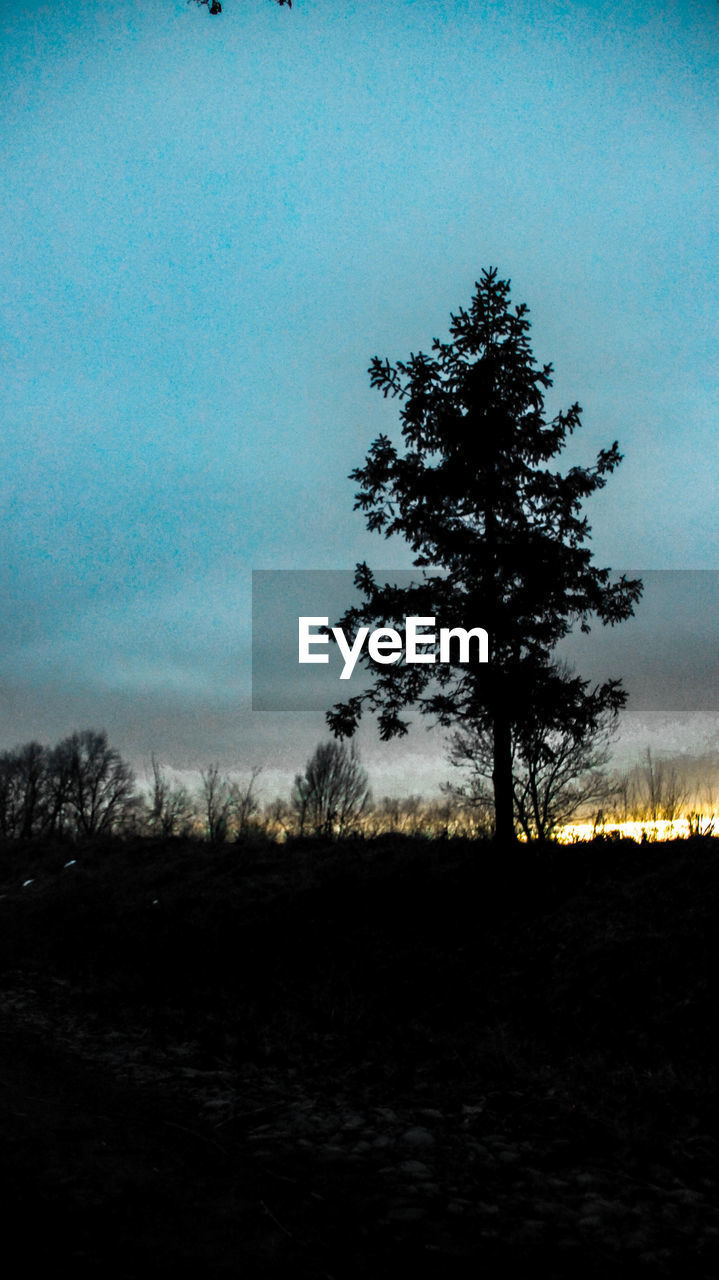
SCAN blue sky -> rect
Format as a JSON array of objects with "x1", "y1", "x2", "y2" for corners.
[{"x1": 1, "y1": 0, "x2": 717, "y2": 795}]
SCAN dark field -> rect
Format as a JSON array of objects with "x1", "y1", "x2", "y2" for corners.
[{"x1": 0, "y1": 833, "x2": 717, "y2": 1277}]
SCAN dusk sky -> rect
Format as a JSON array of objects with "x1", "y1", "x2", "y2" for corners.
[{"x1": 1, "y1": 0, "x2": 717, "y2": 798}]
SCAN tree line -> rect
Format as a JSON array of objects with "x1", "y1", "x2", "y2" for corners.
[
  {"x1": 1, "y1": 730, "x2": 716, "y2": 845},
  {"x1": 0, "y1": 730, "x2": 134, "y2": 840}
]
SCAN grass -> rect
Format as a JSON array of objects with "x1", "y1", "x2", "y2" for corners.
[
  {"x1": 0, "y1": 831, "x2": 717, "y2": 1274},
  {"x1": 1, "y1": 832, "x2": 716, "y2": 1085}
]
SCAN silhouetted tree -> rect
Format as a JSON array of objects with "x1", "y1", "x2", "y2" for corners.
[
  {"x1": 147, "y1": 755, "x2": 194, "y2": 838},
  {"x1": 636, "y1": 747, "x2": 687, "y2": 824},
  {"x1": 327, "y1": 269, "x2": 642, "y2": 842},
  {"x1": 292, "y1": 740, "x2": 370, "y2": 839},
  {"x1": 191, "y1": 0, "x2": 291, "y2": 15},
  {"x1": 0, "y1": 741, "x2": 52, "y2": 838},
  {"x1": 229, "y1": 764, "x2": 263, "y2": 840},
  {"x1": 445, "y1": 662, "x2": 620, "y2": 839},
  {"x1": 55, "y1": 729, "x2": 136, "y2": 837},
  {"x1": 200, "y1": 762, "x2": 232, "y2": 842},
  {"x1": 263, "y1": 795, "x2": 293, "y2": 841}
]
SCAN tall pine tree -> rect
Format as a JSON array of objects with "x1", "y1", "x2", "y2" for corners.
[{"x1": 328, "y1": 269, "x2": 642, "y2": 842}]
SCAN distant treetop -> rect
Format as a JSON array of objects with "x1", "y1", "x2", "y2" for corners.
[{"x1": 192, "y1": 0, "x2": 291, "y2": 14}]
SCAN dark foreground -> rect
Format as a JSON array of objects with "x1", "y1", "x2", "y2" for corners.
[{"x1": 0, "y1": 833, "x2": 717, "y2": 1277}]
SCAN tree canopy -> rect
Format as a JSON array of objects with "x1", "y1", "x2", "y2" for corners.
[
  {"x1": 327, "y1": 269, "x2": 642, "y2": 842},
  {"x1": 292, "y1": 740, "x2": 371, "y2": 839}
]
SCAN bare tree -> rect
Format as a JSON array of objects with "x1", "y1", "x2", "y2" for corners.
[
  {"x1": 686, "y1": 756, "x2": 719, "y2": 835},
  {"x1": 45, "y1": 738, "x2": 75, "y2": 836},
  {"x1": 0, "y1": 752, "x2": 18, "y2": 838},
  {"x1": 229, "y1": 765, "x2": 263, "y2": 840},
  {"x1": 262, "y1": 796, "x2": 293, "y2": 842},
  {"x1": 0, "y1": 741, "x2": 52, "y2": 838},
  {"x1": 55, "y1": 730, "x2": 136, "y2": 837},
  {"x1": 636, "y1": 748, "x2": 687, "y2": 824},
  {"x1": 608, "y1": 766, "x2": 639, "y2": 826},
  {"x1": 446, "y1": 703, "x2": 617, "y2": 842},
  {"x1": 147, "y1": 755, "x2": 194, "y2": 837},
  {"x1": 200, "y1": 763, "x2": 232, "y2": 843},
  {"x1": 291, "y1": 740, "x2": 371, "y2": 839}
]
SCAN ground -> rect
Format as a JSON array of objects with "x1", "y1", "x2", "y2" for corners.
[{"x1": 0, "y1": 834, "x2": 717, "y2": 1276}]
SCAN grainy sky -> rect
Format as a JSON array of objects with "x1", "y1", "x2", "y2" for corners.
[{"x1": 1, "y1": 0, "x2": 717, "y2": 795}]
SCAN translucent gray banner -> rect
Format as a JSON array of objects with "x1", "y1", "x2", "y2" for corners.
[{"x1": 251, "y1": 569, "x2": 719, "y2": 713}]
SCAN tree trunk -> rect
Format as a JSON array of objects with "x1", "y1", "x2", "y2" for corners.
[{"x1": 492, "y1": 713, "x2": 515, "y2": 844}]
